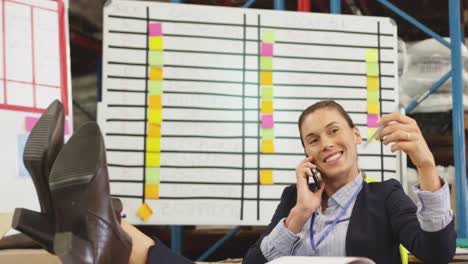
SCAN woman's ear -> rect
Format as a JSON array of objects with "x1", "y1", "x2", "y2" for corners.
[{"x1": 354, "y1": 127, "x2": 362, "y2": 144}]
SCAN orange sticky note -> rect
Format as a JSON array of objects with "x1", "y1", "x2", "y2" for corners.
[
  {"x1": 149, "y1": 67, "x2": 163, "y2": 81},
  {"x1": 145, "y1": 184, "x2": 159, "y2": 199},
  {"x1": 149, "y1": 37, "x2": 164, "y2": 50},
  {"x1": 146, "y1": 152, "x2": 160, "y2": 167},
  {"x1": 137, "y1": 203, "x2": 153, "y2": 221},
  {"x1": 261, "y1": 139, "x2": 274, "y2": 153},
  {"x1": 260, "y1": 170, "x2": 273, "y2": 185},
  {"x1": 149, "y1": 95, "x2": 162, "y2": 109},
  {"x1": 148, "y1": 123, "x2": 161, "y2": 137},
  {"x1": 260, "y1": 72, "x2": 273, "y2": 85},
  {"x1": 367, "y1": 76, "x2": 379, "y2": 91},
  {"x1": 367, "y1": 102, "x2": 380, "y2": 114},
  {"x1": 148, "y1": 109, "x2": 162, "y2": 123},
  {"x1": 261, "y1": 100, "x2": 273, "y2": 114},
  {"x1": 146, "y1": 137, "x2": 161, "y2": 152}
]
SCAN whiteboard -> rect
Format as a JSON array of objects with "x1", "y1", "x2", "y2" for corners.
[
  {"x1": 101, "y1": 1, "x2": 399, "y2": 225},
  {"x1": 0, "y1": 0, "x2": 72, "y2": 215}
]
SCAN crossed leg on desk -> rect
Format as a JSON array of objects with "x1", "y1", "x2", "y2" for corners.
[{"x1": 121, "y1": 219, "x2": 193, "y2": 264}]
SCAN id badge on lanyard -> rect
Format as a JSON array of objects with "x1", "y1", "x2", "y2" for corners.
[{"x1": 310, "y1": 182, "x2": 363, "y2": 251}]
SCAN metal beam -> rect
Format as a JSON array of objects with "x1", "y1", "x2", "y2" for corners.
[
  {"x1": 274, "y1": 0, "x2": 285, "y2": 10},
  {"x1": 405, "y1": 71, "x2": 452, "y2": 114},
  {"x1": 330, "y1": 0, "x2": 341, "y2": 14},
  {"x1": 196, "y1": 226, "x2": 241, "y2": 261},
  {"x1": 449, "y1": 0, "x2": 468, "y2": 238},
  {"x1": 377, "y1": 0, "x2": 450, "y2": 48},
  {"x1": 171, "y1": 225, "x2": 183, "y2": 254}
]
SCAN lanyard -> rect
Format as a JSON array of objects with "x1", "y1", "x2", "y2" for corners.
[{"x1": 309, "y1": 182, "x2": 364, "y2": 251}]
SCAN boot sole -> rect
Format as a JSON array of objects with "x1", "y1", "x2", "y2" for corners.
[
  {"x1": 49, "y1": 123, "x2": 101, "y2": 262},
  {"x1": 15, "y1": 100, "x2": 64, "y2": 253},
  {"x1": 49, "y1": 123, "x2": 132, "y2": 263}
]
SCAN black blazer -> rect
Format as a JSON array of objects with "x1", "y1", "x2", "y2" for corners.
[{"x1": 243, "y1": 179, "x2": 456, "y2": 264}]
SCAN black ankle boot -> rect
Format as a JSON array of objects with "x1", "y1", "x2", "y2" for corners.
[
  {"x1": 12, "y1": 100, "x2": 64, "y2": 253},
  {"x1": 50, "y1": 122, "x2": 132, "y2": 264}
]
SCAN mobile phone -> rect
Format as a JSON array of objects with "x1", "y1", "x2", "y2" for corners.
[
  {"x1": 311, "y1": 168, "x2": 321, "y2": 187},
  {"x1": 306, "y1": 167, "x2": 321, "y2": 191},
  {"x1": 305, "y1": 153, "x2": 321, "y2": 190}
]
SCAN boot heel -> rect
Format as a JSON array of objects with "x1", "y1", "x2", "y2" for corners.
[
  {"x1": 12, "y1": 208, "x2": 54, "y2": 253},
  {"x1": 54, "y1": 232, "x2": 93, "y2": 264}
]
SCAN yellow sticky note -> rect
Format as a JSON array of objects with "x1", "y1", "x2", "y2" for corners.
[
  {"x1": 148, "y1": 109, "x2": 162, "y2": 123},
  {"x1": 367, "y1": 102, "x2": 380, "y2": 114},
  {"x1": 364, "y1": 177, "x2": 379, "y2": 183},
  {"x1": 367, "y1": 90, "x2": 379, "y2": 102},
  {"x1": 146, "y1": 152, "x2": 160, "y2": 167},
  {"x1": 260, "y1": 72, "x2": 273, "y2": 85},
  {"x1": 260, "y1": 57, "x2": 273, "y2": 70},
  {"x1": 366, "y1": 49, "x2": 378, "y2": 63},
  {"x1": 145, "y1": 184, "x2": 159, "y2": 199},
  {"x1": 149, "y1": 67, "x2": 163, "y2": 81},
  {"x1": 261, "y1": 139, "x2": 274, "y2": 153},
  {"x1": 262, "y1": 128, "x2": 274, "y2": 140},
  {"x1": 261, "y1": 87, "x2": 273, "y2": 100},
  {"x1": 367, "y1": 76, "x2": 379, "y2": 91},
  {"x1": 261, "y1": 100, "x2": 273, "y2": 114},
  {"x1": 146, "y1": 168, "x2": 160, "y2": 184},
  {"x1": 367, "y1": 128, "x2": 378, "y2": 143},
  {"x1": 262, "y1": 30, "x2": 275, "y2": 43},
  {"x1": 137, "y1": 203, "x2": 153, "y2": 221},
  {"x1": 148, "y1": 51, "x2": 163, "y2": 66},
  {"x1": 149, "y1": 37, "x2": 164, "y2": 50},
  {"x1": 148, "y1": 123, "x2": 161, "y2": 137},
  {"x1": 148, "y1": 81, "x2": 163, "y2": 95},
  {"x1": 366, "y1": 62, "x2": 379, "y2": 76},
  {"x1": 146, "y1": 137, "x2": 161, "y2": 152},
  {"x1": 260, "y1": 170, "x2": 273, "y2": 185},
  {"x1": 149, "y1": 95, "x2": 162, "y2": 109}
]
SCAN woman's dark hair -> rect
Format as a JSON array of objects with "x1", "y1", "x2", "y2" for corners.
[{"x1": 298, "y1": 100, "x2": 355, "y2": 147}]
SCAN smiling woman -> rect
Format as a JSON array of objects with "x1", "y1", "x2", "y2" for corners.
[
  {"x1": 243, "y1": 100, "x2": 456, "y2": 264},
  {"x1": 298, "y1": 101, "x2": 362, "y2": 195}
]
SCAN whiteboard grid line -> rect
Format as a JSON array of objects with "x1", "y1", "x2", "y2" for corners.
[
  {"x1": 108, "y1": 30, "x2": 394, "y2": 50},
  {"x1": 240, "y1": 13, "x2": 247, "y2": 220},
  {"x1": 107, "y1": 47, "x2": 395, "y2": 64},
  {"x1": 107, "y1": 14, "x2": 395, "y2": 37},
  {"x1": 107, "y1": 62, "x2": 395, "y2": 78},
  {"x1": 106, "y1": 76, "x2": 396, "y2": 90},
  {"x1": 141, "y1": 7, "x2": 149, "y2": 204}
]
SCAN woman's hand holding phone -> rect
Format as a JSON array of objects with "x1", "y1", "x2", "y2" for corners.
[{"x1": 284, "y1": 156, "x2": 325, "y2": 234}]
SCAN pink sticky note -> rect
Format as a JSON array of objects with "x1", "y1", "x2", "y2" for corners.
[
  {"x1": 26, "y1": 116, "x2": 70, "y2": 135},
  {"x1": 149, "y1": 23, "x2": 163, "y2": 36},
  {"x1": 64, "y1": 120, "x2": 70, "y2": 135},
  {"x1": 25, "y1": 117, "x2": 39, "y2": 132},
  {"x1": 261, "y1": 115, "x2": 274, "y2": 128},
  {"x1": 261, "y1": 43, "x2": 273, "y2": 56},
  {"x1": 367, "y1": 114, "x2": 379, "y2": 128}
]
